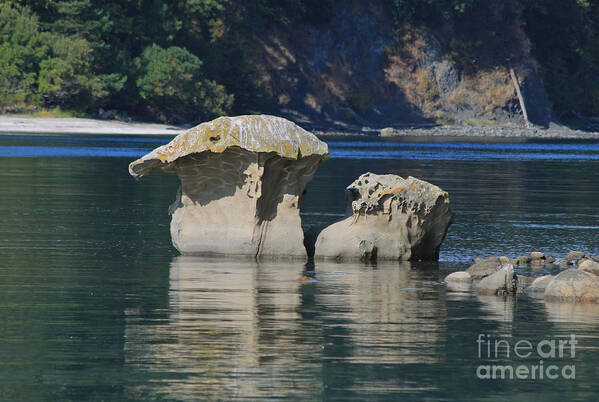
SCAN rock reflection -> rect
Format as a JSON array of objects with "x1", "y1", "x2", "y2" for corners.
[
  {"x1": 315, "y1": 261, "x2": 446, "y2": 365},
  {"x1": 124, "y1": 258, "x2": 448, "y2": 399},
  {"x1": 475, "y1": 295, "x2": 515, "y2": 322},
  {"x1": 124, "y1": 256, "x2": 321, "y2": 400},
  {"x1": 544, "y1": 301, "x2": 599, "y2": 324}
]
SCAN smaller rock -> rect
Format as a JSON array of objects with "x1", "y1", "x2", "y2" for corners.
[
  {"x1": 516, "y1": 255, "x2": 530, "y2": 266},
  {"x1": 544, "y1": 269, "x2": 599, "y2": 303},
  {"x1": 566, "y1": 250, "x2": 586, "y2": 262},
  {"x1": 444, "y1": 271, "x2": 472, "y2": 283},
  {"x1": 474, "y1": 264, "x2": 518, "y2": 296},
  {"x1": 546, "y1": 255, "x2": 556, "y2": 264},
  {"x1": 466, "y1": 256, "x2": 502, "y2": 280},
  {"x1": 522, "y1": 275, "x2": 554, "y2": 297},
  {"x1": 314, "y1": 172, "x2": 454, "y2": 262},
  {"x1": 578, "y1": 259, "x2": 599, "y2": 276},
  {"x1": 530, "y1": 251, "x2": 545, "y2": 261},
  {"x1": 555, "y1": 259, "x2": 569, "y2": 267}
]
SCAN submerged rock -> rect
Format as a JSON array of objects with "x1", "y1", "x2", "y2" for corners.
[
  {"x1": 544, "y1": 269, "x2": 599, "y2": 303},
  {"x1": 522, "y1": 275, "x2": 554, "y2": 298},
  {"x1": 314, "y1": 172, "x2": 453, "y2": 261},
  {"x1": 517, "y1": 274, "x2": 534, "y2": 289},
  {"x1": 530, "y1": 251, "x2": 546, "y2": 266},
  {"x1": 129, "y1": 115, "x2": 328, "y2": 259},
  {"x1": 566, "y1": 250, "x2": 585, "y2": 263},
  {"x1": 578, "y1": 259, "x2": 599, "y2": 276},
  {"x1": 530, "y1": 251, "x2": 545, "y2": 261},
  {"x1": 473, "y1": 264, "x2": 518, "y2": 296},
  {"x1": 444, "y1": 271, "x2": 472, "y2": 292},
  {"x1": 466, "y1": 256, "x2": 502, "y2": 280},
  {"x1": 444, "y1": 271, "x2": 472, "y2": 283}
]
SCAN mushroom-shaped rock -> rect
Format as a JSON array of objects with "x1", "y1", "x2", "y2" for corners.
[
  {"x1": 129, "y1": 115, "x2": 328, "y2": 259},
  {"x1": 314, "y1": 172, "x2": 454, "y2": 261},
  {"x1": 544, "y1": 269, "x2": 599, "y2": 303}
]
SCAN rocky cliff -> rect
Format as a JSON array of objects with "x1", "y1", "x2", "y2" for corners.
[{"x1": 243, "y1": 2, "x2": 553, "y2": 129}]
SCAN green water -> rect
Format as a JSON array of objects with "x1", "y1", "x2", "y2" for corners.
[{"x1": 1, "y1": 135, "x2": 599, "y2": 400}]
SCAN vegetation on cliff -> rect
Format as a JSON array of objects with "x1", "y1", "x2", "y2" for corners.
[{"x1": 1, "y1": 0, "x2": 597, "y2": 125}]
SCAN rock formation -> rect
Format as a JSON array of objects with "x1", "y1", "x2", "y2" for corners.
[
  {"x1": 314, "y1": 172, "x2": 453, "y2": 261},
  {"x1": 129, "y1": 115, "x2": 328, "y2": 259}
]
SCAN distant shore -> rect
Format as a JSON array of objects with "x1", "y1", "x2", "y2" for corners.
[
  {"x1": 314, "y1": 123, "x2": 599, "y2": 139},
  {"x1": 1, "y1": 115, "x2": 598, "y2": 139}
]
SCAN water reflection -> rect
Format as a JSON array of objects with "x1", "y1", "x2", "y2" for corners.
[
  {"x1": 124, "y1": 258, "x2": 447, "y2": 398},
  {"x1": 124, "y1": 256, "x2": 599, "y2": 399},
  {"x1": 315, "y1": 262, "x2": 445, "y2": 365},
  {"x1": 544, "y1": 301, "x2": 599, "y2": 324},
  {"x1": 476, "y1": 295, "x2": 515, "y2": 323},
  {"x1": 124, "y1": 257, "x2": 320, "y2": 399}
]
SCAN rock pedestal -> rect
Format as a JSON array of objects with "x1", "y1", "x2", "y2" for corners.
[
  {"x1": 314, "y1": 172, "x2": 454, "y2": 261},
  {"x1": 129, "y1": 115, "x2": 328, "y2": 259}
]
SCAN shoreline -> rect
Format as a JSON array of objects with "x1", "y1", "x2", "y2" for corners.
[
  {"x1": 0, "y1": 115, "x2": 186, "y2": 136},
  {"x1": 1, "y1": 115, "x2": 599, "y2": 139}
]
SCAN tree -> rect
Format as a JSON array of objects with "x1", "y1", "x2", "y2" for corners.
[
  {"x1": 135, "y1": 44, "x2": 233, "y2": 123},
  {"x1": 38, "y1": 35, "x2": 111, "y2": 109},
  {"x1": 0, "y1": 3, "x2": 46, "y2": 107}
]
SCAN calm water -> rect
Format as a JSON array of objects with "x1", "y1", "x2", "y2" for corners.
[{"x1": 1, "y1": 133, "x2": 599, "y2": 400}]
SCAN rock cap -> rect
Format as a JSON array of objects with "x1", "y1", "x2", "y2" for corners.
[{"x1": 129, "y1": 114, "x2": 329, "y2": 179}]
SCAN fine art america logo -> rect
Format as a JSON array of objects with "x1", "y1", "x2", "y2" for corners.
[{"x1": 476, "y1": 334, "x2": 577, "y2": 380}]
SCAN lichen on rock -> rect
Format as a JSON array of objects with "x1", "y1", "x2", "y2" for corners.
[
  {"x1": 129, "y1": 115, "x2": 329, "y2": 259},
  {"x1": 314, "y1": 172, "x2": 454, "y2": 262}
]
